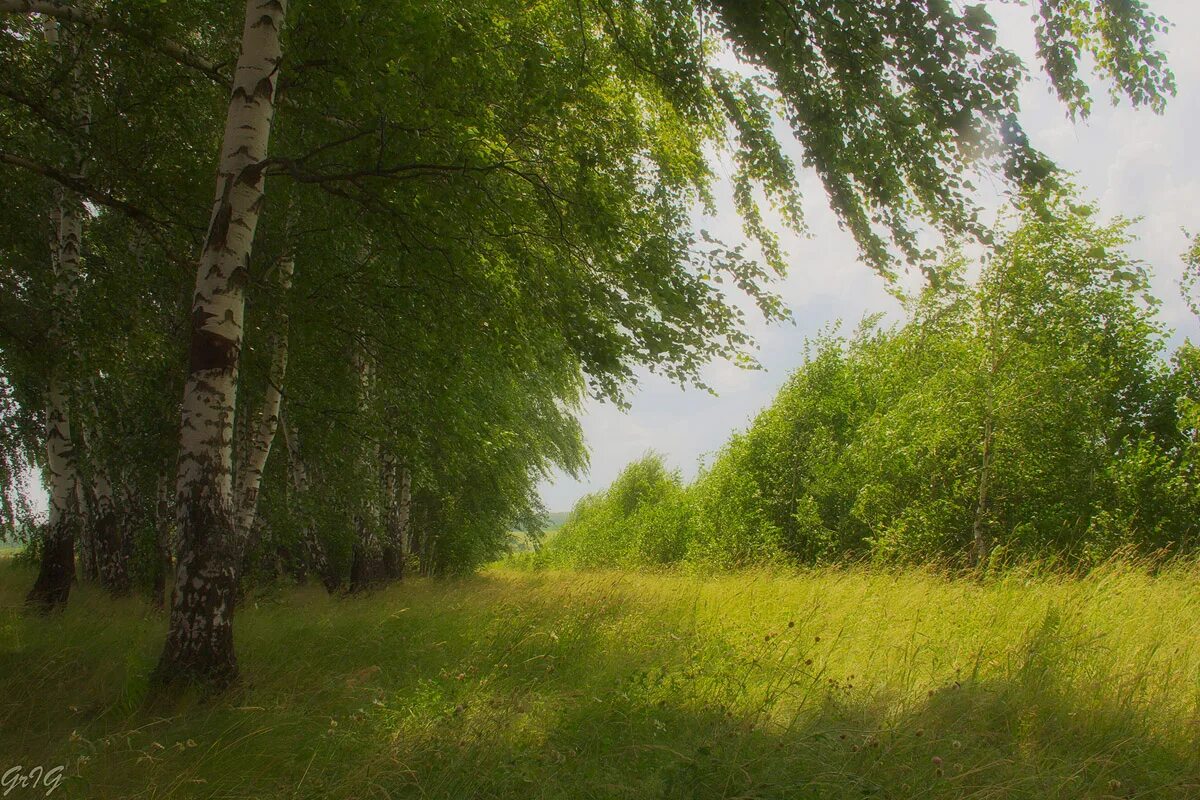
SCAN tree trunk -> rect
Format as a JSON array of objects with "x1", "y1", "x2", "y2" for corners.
[
  {"x1": 26, "y1": 367, "x2": 79, "y2": 610},
  {"x1": 412, "y1": 500, "x2": 437, "y2": 577},
  {"x1": 972, "y1": 414, "x2": 993, "y2": 567},
  {"x1": 380, "y1": 456, "x2": 410, "y2": 582},
  {"x1": 155, "y1": 0, "x2": 287, "y2": 689},
  {"x1": 80, "y1": 416, "x2": 131, "y2": 596},
  {"x1": 279, "y1": 410, "x2": 341, "y2": 593},
  {"x1": 27, "y1": 18, "x2": 85, "y2": 612},
  {"x1": 232, "y1": 233, "x2": 293, "y2": 549},
  {"x1": 76, "y1": 479, "x2": 97, "y2": 581},
  {"x1": 349, "y1": 518, "x2": 385, "y2": 593},
  {"x1": 153, "y1": 475, "x2": 173, "y2": 609},
  {"x1": 27, "y1": 198, "x2": 83, "y2": 608},
  {"x1": 89, "y1": 464, "x2": 130, "y2": 596},
  {"x1": 347, "y1": 346, "x2": 385, "y2": 593}
]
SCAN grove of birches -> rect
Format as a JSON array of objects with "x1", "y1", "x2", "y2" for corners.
[{"x1": 1, "y1": 0, "x2": 1195, "y2": 689}]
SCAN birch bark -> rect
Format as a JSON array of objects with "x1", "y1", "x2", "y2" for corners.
[
  {"x1": 78, "y1": 413, "x2": 131, "y2": 595},
  {"x1": 232, "y1": 244, "x2": 293, "y2": 546},
  {"x1": 89, "y1": 461, "x2": 129, "y2": 595},
  {"x1": 156, "y1": 0, "x2": 287, "y2": 686},
  {"x1": 27, "y1": 17, "x2": 85, "y2": 609},
  {"x1": 26, "y1": 325, "x2": 81, "y2": 609}
]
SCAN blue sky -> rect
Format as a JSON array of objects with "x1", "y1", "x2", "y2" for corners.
[{"x1": 538, "y1": 0, "x2": 1200, "y2": 512}]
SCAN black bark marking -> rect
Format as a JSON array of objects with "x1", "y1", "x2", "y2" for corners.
[
  {"x1": 188, "y1": 313, "x2": 239, "y2": 374},
  {"x1": 252, "y1": 76, "x2": 274, "y2": 99},
  {"x1": 204, "y1": 199, "x2": 234, "y2": 253},
  {"x1": 229, "y1": 264, "x2": 250, "y2": 290}
]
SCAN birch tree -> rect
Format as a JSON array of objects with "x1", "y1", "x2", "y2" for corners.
[
  {"x1": 24, "y1": 17, "x2": 88, "y2": 610},
  {"x1": 0, "y1": 0, "x2": 1181, "y2": 682},
  {"x1": 156, "y1": 0, "x2": 286, "y2": 686},
  {"x1": 232, "y1": 239, "x2": 293, "y2": 547},
  {"x1": 26, "y1": 194, "x2": 83, "y2": 610}
]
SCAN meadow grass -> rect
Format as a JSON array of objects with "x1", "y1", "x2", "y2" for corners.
[{"x1": 1, "y1": 558, "x2": 1198, "y2": 799}]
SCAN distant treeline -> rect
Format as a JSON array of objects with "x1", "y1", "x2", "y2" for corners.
[{"x1": 530, "y1": 197, "x2": 1200, "y2": 571}]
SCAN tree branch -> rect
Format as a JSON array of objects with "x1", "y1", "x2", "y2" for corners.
[
  {"x1": 0, "y1": 150, "x2": 162, "y2": 225},
  {"x1": 0, "y1": 0, "x2": 228, "y2": 85},
  {"x1": 264, "y1": 157, "x2": 521, "y2": 185}
]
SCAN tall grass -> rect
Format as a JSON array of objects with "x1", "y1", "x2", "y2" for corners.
[{"x1": 1, "y1": 558, "x2": 1198, "y2": 798}]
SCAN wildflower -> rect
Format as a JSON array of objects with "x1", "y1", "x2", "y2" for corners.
[
  {"x1": 932, "y1": 756, "x2": 943, "y2": 766},
  {"x1": 788, "y1": 621, "x2": 795, "y2": 628}
]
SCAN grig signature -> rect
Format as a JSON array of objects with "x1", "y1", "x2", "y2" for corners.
[{"x1": 1, "y1": 766, "x2": 64, "y2": 797}]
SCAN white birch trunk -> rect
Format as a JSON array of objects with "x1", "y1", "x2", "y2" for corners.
[
  {"x1": 29, "y1": 368, "x2": 81, "y2": 608},
  {"x1": 89, "y1": 458, "x2": 129, "y2": 595},
  {"x1": 77, "y1": 410, "x2": 131, "y2": 594},
  {"x1": 157, "y1": 0, "x2": 287, "y2": 686},
  {"x1": 232, "y1": 245, "x2": 293, "y2": 546},
  {"x1": 27, "y1": 17, "x2": 85, "y2": 609}
]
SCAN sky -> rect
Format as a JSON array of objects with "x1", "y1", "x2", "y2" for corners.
[{"x1": 537, "y1": 0, "x2": 1200, "y2": 512}]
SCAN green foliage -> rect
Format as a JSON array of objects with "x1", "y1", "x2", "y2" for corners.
[
  {"x1": 543, "y1": 193, "x2": 1199, "y2": 571},
  {"x1": 534, "y1": 454, "x2": 692, "y2": 569},
  {"x1": 0, "y1": 0, "x2": 1182, "y2": 587},
  {"x1": 705, "y1": 0, "x2": 1174, "y2": 272}
]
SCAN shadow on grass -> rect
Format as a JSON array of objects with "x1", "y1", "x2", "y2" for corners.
[
  {"x1": 0, "y1": 567, "x2": 1196, "y2": 799},
  {"x1": 371, "y1": 650, "x2": 1199, "y2": 799}
]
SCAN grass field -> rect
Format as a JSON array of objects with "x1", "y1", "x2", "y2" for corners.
[{"x1": 1, "y1": 559, "x2": 1198, "y2": 799}]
